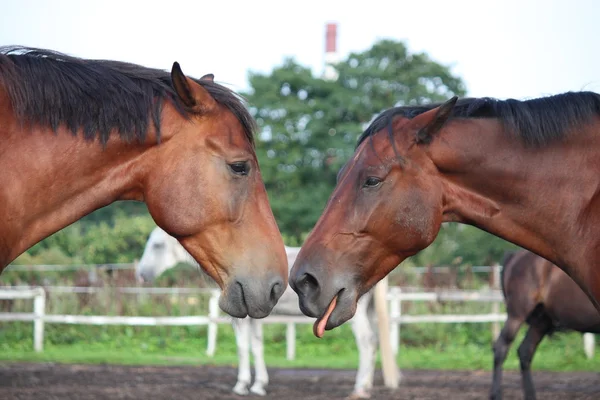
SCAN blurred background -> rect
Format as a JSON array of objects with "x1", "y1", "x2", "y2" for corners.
[{"x1": 1, "y1": 0, "x2": 599, "y2": 383}]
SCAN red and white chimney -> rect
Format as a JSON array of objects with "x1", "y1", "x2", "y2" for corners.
[{"x1": 323, "y1": 22, "x2": 339, "y2": 81}]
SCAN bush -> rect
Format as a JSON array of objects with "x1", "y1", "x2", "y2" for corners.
[{"x1": 10, "y1": 208, "x2": 155, "y2": 267}]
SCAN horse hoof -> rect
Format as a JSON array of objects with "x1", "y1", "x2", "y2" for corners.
[
  {"x1": 250, "y1": 384, "x2": 267, "y2": 396},
  {"x1": 232, "y1": 383, "x2": 249, "y2": 396},
  {"x1": 346, "y1": 388, "x2": 371, "y2": 399}
]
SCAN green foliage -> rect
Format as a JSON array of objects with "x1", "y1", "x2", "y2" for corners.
[
  {"x1": 245, "y1": 39, "x2": 466, "y2": 242},
  {"x1": 13, "y1": 207, "x2": 155, "y2": 266},
  {"x1": 12, "y1": 247, "x2": 76, "y2": 265},
  {"x1": 1, "y1": 322, "x2": 598, "y2": 372},
  {"x1": 77, "y1": 212, "x2": 155, "y2": 264},
  {"x1": 408, "y1": 224, "x2": 519, "y2": 267}
]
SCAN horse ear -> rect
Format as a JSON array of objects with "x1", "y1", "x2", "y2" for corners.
[
  {"x1": 200, "y1": 73, "x2": 214, "y2": 82},
  {"x1": 413, "y1": 96, "x2": 458, "y2": 144},
  {"x1": 170, "y1": 62, "x2": 216, "y2": 111}
]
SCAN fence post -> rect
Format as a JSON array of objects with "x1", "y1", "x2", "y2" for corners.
[
  {"x1": 491, "y1": 264, "x2": 501, "y2": 340},
  {"x1": 374, "y1": 277, "x2": 399, "y2": 389},
  {"x1": 33, "y1": 288, "x2": 45, "y2": 352},
  {"x1": 207, "y1": 289, "x2": 219, "y2": 357},
  {"x1": 583, "y1": 333, "x2": 595, "y2": 359},
  {"x1": 286, "y1": 322, "x2": 296, "y2": 361},
  {"x1": 389, "y1": 289, "x2": 401, "y2": 356}
]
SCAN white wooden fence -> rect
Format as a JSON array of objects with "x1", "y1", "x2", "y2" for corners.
[
  {"x1": 5, "y1": 262, "x2": 497, "y2": 273},
  {"x1": 387, "y1": 287, "x2": 506, "y2": 355},
  {"x1": 5, "y1": 263, "x2": 136, "y2": 272},
  {"x1": 0, "y1": 287, "x2": 45, "y2": 352},
  {"x1": 0, "y1": 286, "x2": 595, "y2": 359}
]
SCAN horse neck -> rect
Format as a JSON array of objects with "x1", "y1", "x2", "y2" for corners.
[
  {"x1": 428, "y1": 117, "x2": 600, "y2": 272},
  {"x1": 0, "y1": 102, "x2": 176, "y2": 268},
  {"x1": 178, "y1": 245, "x2": 199, "y2": 267}
]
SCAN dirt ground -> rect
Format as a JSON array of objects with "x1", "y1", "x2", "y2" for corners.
[{"x1": 0, "y1": 362, "x2": 599, "y2": 400}]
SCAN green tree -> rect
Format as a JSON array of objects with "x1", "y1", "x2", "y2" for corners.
[
  {"x1": 77, "y1": 212, "x2": 155, "y2": 264},
  {"x1": 14, "y1": 211, "x2": 155, "y2": 265},
  {"x1": 245, "y1": 39, "x2": 466, "y2": 241},
  {"x1": 407, "y1": 224, "x2": 519, "y2": 267}
]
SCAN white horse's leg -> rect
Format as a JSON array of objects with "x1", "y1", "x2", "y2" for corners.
[
  {"x1": 349, "y1": 291, "x2": 377, "y2": 399},
  {"x1": 232, "y1": 318, "x2": 252, "y2": 395},
  {"x1": 583, "y1": 332, "x2": 595, "y2": 359},
  {"x1": 249, "y1": 319, "x2": 269, "y2": 396}
]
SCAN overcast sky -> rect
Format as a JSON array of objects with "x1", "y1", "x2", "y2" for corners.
[{"x1": 1, "y1": 0, "x2": 598, "y2": 100}]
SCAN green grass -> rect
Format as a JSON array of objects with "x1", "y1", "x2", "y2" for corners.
[{"x1": 1, "y1": 322, "x2": 598, "y2": 372}]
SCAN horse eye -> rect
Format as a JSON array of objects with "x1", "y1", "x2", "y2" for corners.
[
  {"x1": 364, "y1": 176, "x2": 382, "y2": 188},
  {"x1": 229, "y1": 162, "x2": 249, "y2": 176}
]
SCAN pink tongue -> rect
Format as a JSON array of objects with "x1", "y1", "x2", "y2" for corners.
[{"x1": 313, "y1": 295, "x2": 338, "y2": 338}]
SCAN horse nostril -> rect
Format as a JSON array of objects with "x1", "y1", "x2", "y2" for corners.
[
  {"x1": 296, "y1": 272, "x2": 320, "y2": 297},
  {"x1": 270, "y1": 279, "x2": 284, "y2": 303}
]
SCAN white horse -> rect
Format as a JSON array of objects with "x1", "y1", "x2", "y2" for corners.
[{"x1": 137, "y1": 227, "x2": 400, "y2": 398}]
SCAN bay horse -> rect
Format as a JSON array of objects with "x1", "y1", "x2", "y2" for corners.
[
  {"x1": 289, "y1": 91, "x2": 600, "y2": 337},
  {"x1": 0, "y1": 47, "x2": 288, "y2": 318},
  {"x1": 491, "y1": 249, "x2": 600, "y2": 400},
  {"x1": 137, "y1": 227, "x2": 400, "y2": 399}
]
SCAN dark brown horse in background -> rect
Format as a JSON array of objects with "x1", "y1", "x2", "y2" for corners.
[
  {"x1": 0, "y1": 47, "x2": 288, "y2": 318},
  {"x1": 289, "y1": 91, "x2": 600, "y2": 337},
  {"x1": 491, "y1": 250, "x2": 600, "y2": 400}
]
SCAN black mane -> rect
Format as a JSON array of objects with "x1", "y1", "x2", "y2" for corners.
[
  {"x1": 0, "y1": 46, "x2": 255, "y2": 145},
  {"x1": 358, "y1": 92, "x2": 600, "y2": 148}
]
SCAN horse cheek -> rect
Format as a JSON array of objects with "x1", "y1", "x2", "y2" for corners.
[{"x1": 394, "y1": 188, "x2": 441, "y2": 251}]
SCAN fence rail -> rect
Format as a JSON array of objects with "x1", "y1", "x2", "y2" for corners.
[
  {"x1": 0, "y1": 287, "x2": 45, "y2": 352},
  {"x1": 0, "y1": 286, "x2": 595, "y2": 360},
  {"x1": 5, "y1": 263, "x2": 136, "y2": 272},
  {"x1": 2, "y1": 285, "x2": 217, "y2": 295},
  {"x1": 4, "y1": 262, "x2": 496, "y2": 273},
  {"x1": 0, "y1": 285, "x2": 504, "y2": 298}
]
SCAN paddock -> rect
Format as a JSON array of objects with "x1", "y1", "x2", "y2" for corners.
[
  {"x1": 1, "y1": 362, "x2": 598, "y2": 400},
  {"x1": 2, "y1": 264, "x2": 598, "y2": 399}
]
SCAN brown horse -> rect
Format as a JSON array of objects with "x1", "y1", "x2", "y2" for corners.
[
  {"x1": 289, "y1": 92, "x2": 600, "y2": 337},
  {"x1": 491, "y1": 250, "x2": 600, "y2": 400},
  {"x1": 0, "y1": 47, "x2": 288, "y2": 318}
]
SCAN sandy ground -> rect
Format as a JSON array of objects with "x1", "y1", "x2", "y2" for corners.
[{"x1": 1, "y1": 362, "x2": 599, "y2": 399}]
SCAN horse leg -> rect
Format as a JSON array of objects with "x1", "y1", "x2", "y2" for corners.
[
  {"x1": 490, "y1": 316, "x2": 523, "y2": 400},
  {"x1": 349, "y1": 291, "x2": 377, "y2": 399},
  {"x1": 517, "y1": 316, "x2": 552, "y2": 400},
  {"x1": 583, "y1": 333, "x2": 595, "y2": 359},
  {"x1": 232, "y1": 318, "x2": 252, "y2": 395},
  {"x1": 249, "y1": 319, "x2": 268, "y2": 396}
]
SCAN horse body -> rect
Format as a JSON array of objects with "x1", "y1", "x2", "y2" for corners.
[
  {"x1": 289, "y1": 92, "x2": 600, "y2": 335},
  {"x1": 138, "y1": 227, "x2": 399, "y2": 398},
  {"x1": 425, "y1": 114, "x2": 600, "y2": 303},
  {"x1": 491, "y1": 250, "x2": 600, "y2": 400},
  {"x1": 0, "y1": 47, "x2": 288, "y2": 318},
  {"x1": 500, "y1": 252, "x2": 600, "y2": 333}
]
